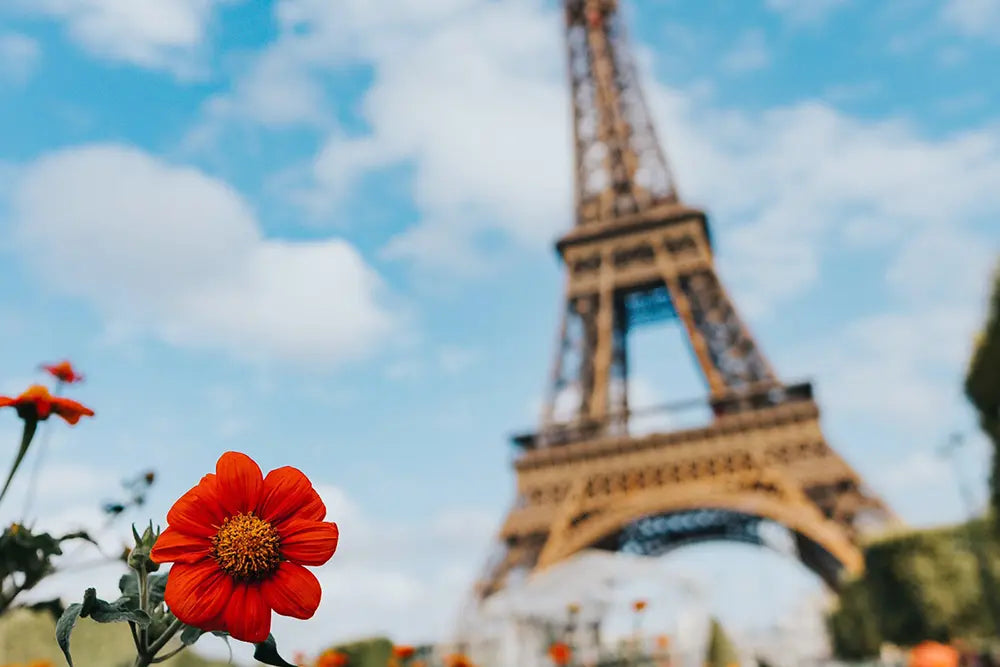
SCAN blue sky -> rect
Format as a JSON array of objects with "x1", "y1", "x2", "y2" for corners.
[{"x1": 0, "y1": 0, "x2": 999, "y2": 661}]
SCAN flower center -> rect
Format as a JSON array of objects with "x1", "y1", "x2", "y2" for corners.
[{"x1": 210, "y1": 512, "x2": 281, "y2": 581}]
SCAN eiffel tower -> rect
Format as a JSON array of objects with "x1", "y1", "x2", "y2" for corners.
[{"x1": 474, "y1": 0, "x2": 897, "y2": 601}]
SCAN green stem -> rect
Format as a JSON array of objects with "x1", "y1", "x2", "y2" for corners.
[
  {"x1": 137, "y1": 569, "x2": 150, "y2": 653},
  {"x1": 129, "y1": 621, "x2": 141, "y2": 653},
  {"x1": 146, "y1": 617, "x2": 184, "y2": 657},
  {"x1": 0, "y1": 418, "x2": 39, "y2": 510},
  {"x1": 132, "y1": 615, "x2": 183, "y2": 667},
  {"x1": 21, "y1": 381, "x2": 62, "y2": 520},
  {"x1": 0, "y1": 576, "x2": 29, "y2": 615},
  {"x1": 150, "y1": 644, "x2": 187, "y2": 664}
]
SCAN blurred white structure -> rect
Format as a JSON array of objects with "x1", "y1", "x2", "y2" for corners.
[
  {"x1": 734, "y1": 592, "x2": 836, "y2": 667},
  {"x1": 453, "y1": 551, "x2": 711, "y2": 667}
]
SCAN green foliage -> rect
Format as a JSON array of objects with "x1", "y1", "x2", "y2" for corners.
[
  {"x1": 828, "y1": 519, "x2": 1000, "y2": 659},
  {"x1": 966, "y1": 259, "x2": 1000, "y2": 527},
  {"x1": 323, "y1": 637, "x2": 393, "y2": 667},
  {"x1": 57, "y1": 587, "x2": 152, "y2": 666},
  {"x1": 705, "y1": 617, "x2": 739, "y2": 667},
  {"x1": 0, "y1": 525, "x2": 95, "y2": 614},
  {"x1": 827, "y1": 577, "x2": 883, "y2": 660},
  {"x1": 966, "y1": 260, "x2": 1000, "y2": 419}
]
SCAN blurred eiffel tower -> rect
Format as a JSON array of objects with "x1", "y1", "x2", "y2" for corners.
[{"x1": 470, "y1": 0, "x2": 899, "y2": 610}]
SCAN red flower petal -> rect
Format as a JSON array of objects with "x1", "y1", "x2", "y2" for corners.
[
  {"x1": 166, "y1": 474, "x2": 227, "y2": 538},
  {"x1": 261, "y1": 561, "x2": 321, "y2": 620},
  {"x1": 216, "y1": 451, "x2": 264, "y2": 516},
  {"x1": 278, "y1": 519, "x2": 339, "y2": 566},
  {"x1": 0, "y1": 397, "x2": 15, "y2": 408},
  {"x1": 224, "y1": 583, "x2": 272, "y2": 643},
  {"x1": 164, "y1": 561, "x2": 233, "y2": 627},
  {"x1": 50, "y1": 397, "x2": 95, "y2": 425},
  {"x1": 257, "y1": 466, "x2": 326, "y2": 526},
  {"x1": 150, "y1": 527, "x2": 212, "y2": 565}
]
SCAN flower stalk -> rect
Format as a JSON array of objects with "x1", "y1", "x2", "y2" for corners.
[{"x1": 21, "y1": 377, "x2": 65, "y2": 520}]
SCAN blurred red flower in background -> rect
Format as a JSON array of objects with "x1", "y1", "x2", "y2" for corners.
[
  {"x1": 40, "y1": 360, "x2": 84, "y2": 384},
  {"x1": 0, "y1": 385, "x2": 93, "y2": 424},
  {"x1": 393, "y1": 645, "x2": 416, "y2": 660},
  {"x1": 548, "y1": 642, "x2": 572, "y2": 665}
]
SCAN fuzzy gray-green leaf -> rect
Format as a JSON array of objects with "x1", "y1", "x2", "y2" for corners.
[{"x1": 55, "y1": 602, "x2": 83, "y2": 666}]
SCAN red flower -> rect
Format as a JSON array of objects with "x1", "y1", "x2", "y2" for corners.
[
  {"x1": 40, "y1": 360, "x2": 85, "y2": 384},
  {"x1": 548, "y1": 642, "x2": 572, "y2": 666},
  {"x1": 150, "y1": 451, "x2": 339, "y2": 643},
  {"x1": 316, "y1": 651, "x2": 349, "y2": 667},
  {"x1": 446, "y1": 655, "x2": 475, "y2": 667},
  {"x1": 0, "y1": 385, "x2": 94, "y2": 424},
  {"x1": 632, "y1": 599, "x2": 647, "y2": 613},
  {"x1": 393, "y1": 646, "x2": 416, "y2": 660}
]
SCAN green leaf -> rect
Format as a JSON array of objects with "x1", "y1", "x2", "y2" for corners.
[
  {"x1": 148, "y1": 572, "x2": 168, "y2": 606},
  {"x1": 87, "y1": 598, "x2": 150, "y2": 626},
  {"x1": 79, "y1": 588, "x2": 150, "y2": 627},
  {"x1": 55, "y1": 602, "x2": 83, "y2": 667},
  {"x1": 180, "y1": 625, "x2": 205, "y2": 646},
  {"x1": 118, "y1": 572, "x2": 139, "y2": 601},
  {"x1": 253, "y1": 634, "x2": 296, "y2": 667}
]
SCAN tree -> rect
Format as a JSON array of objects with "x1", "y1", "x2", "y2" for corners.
[
  {"x1": 827, "y1": 577, "x2": 883, "y2": 660},
  {"x1": 966, "y1": 259, "x2": 1000, "y2": 525},
  {"x1": 704, "y1": 617, "x2": 739, "y2": 667},
  {"x1": 827, "y1": 518, "x2": 1000, "y2": 660},
  {"x1": 321, "y1": 637, "x2": 394, "y2": 667}
]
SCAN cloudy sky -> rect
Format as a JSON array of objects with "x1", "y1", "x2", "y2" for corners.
[{"x1": 0, "y1": 0, "x2": 999, "y2": 661}]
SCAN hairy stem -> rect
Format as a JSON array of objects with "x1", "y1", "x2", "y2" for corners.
[
  {"x1": 137, "y1": 569, "x2": 149, "y2": 653},
  {"x1": 150, "y1": 643, "x2": 187, "y2": 664},
  {"x1": 146, "y1": 617, "x2": 185, "y2": 658}
]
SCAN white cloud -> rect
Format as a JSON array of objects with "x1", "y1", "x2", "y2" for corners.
[
  {"x1": 650, "y1": 100, "x2": 1000, "y2": 318},
  {"x1": 233, "y1": 484, "x2": 500, "y2": 655},
  {"x1": 192, "y1": 0, "x2": 570, "y2": 273},
  {"x1": 10, "y1": 0, "x2": 233, "y2": 77},
  {"x1": 874, "y1": 432, "x2": 993, "y2": 525},
  {"x1": 198, "y1": 0, "x2": 1000, "y2": 322},
  {"x1": 720, "y1": 29, "x2": 771, "y2": 73},
  {"x1": 0, "y1": 32, "x2": 40, "y2": 85},
  {"x1": 200, "y1": 46, "x2": 330, "y2": 129},
  {"x1": 764, "y1": 0, "x2": 850, "y2": 25},
  {"x1": 778, "y1": 220, "x2": 995, "y2": 442},
  {"x1": 9, "y1": 144, "x2": 399, "y2": 367},
  {"x1": 942, "y1": 0, "x2": 1000, "y2": 39}
]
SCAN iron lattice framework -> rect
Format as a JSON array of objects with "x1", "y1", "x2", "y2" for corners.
[{"x1": 473, "y1": 0, "x2": 898, "y2": 602}]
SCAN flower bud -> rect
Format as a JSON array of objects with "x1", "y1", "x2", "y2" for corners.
[{"x1": 127, "y1": 522, "x2": 161, "y2": 573}]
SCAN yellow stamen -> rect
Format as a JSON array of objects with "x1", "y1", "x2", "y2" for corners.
[{"x1": 211, "y1": 512, "x2": 281, "y2": 581}]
